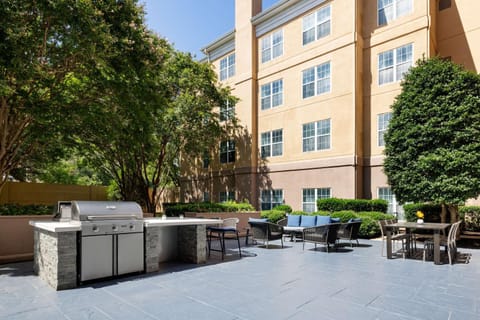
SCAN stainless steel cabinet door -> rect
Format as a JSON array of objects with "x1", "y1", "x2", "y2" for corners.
[
  {"x1": 81, "y1": 235, "x2": 113, "y2": 281},
  {"x1": 117, "y1": 233, "x2": 144, "y2": 275}
]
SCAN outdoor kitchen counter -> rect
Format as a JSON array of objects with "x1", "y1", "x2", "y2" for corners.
[
  {"x1": 144, "y1": 217, "x2": 221, "y2": 273},
  {"x1": 29, "y1": 220, "x2": 81, "y2": 233}
]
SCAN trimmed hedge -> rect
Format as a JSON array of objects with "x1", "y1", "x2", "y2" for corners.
[
  {"x1": 260, "y1": 210, "x2": 286, "y2": 223},
  {"x1": 0, "y1": 204, "x2": 54, "y2": 216},
  {"x1": 164, "y1": 201, "x2": 255, "y2": 216},
  {"x1": 272, "y1": 204, "x2": 292, "y2": 213},
  {"x1": 317, "y1": 198, "x2": 388, "y2": 213},
  {"x1": 459, "y1": 206, "x2": 480, "y2": 232}
]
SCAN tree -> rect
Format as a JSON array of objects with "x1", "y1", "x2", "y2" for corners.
[
  {"x1": 0, "y1": 0, "x2": 143, "y2": 191},
  {"x1": 383, "y1": 57, "x2": 480, "y2": 222},
  {"x1": 72, "y1": 29, "x2": 237, "y2": 213}
]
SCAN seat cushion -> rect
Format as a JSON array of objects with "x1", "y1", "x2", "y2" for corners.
[
  {"x1": 287, "y1": 215, "x2": 301, "y2": 227},
  {"x1": 348, "y1": 218, "x2": 362, "y2": 223},
  {"x1": 248, "y1": 218, "x2": 268, "y2": 223},
  {"x1": 315, "y1": 215, "x2": 331, "y2": 226},
  {"x1": 330, "y1": 217, "x2": 341, "y2": 223},
  {"x1": 283, "y1": 226, "x2": 304, "y2": 232},
  {"x1": 300, "y1": 215, "x2": 316, "y2": 227}
]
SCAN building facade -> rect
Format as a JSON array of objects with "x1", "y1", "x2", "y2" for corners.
[{"x1": 179, "y1": 0, "x2": 480, "y2": 214}]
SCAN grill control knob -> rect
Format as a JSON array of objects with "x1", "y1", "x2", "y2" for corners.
[
  {"x1": 92, "y1": 226, "x2": 99, "y2": 232},
  {"x1": 112, "y1": 225, "x2": 118, "y2": 232},
  {"x1": 129, "y1": 225, "x2": 135, "y2": 230}
]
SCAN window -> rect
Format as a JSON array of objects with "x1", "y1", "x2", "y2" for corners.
[
  {"x1": 303, "y1": 4, "x2": 331, "y2": 45},
  {"x1": 261, "y1": 30, "x2": 283, "y2": 63},
  {"x1": 303, "y1": 119, "x2": 331, "y2": 152},
  {"x1": 378, "y1": 0, "x2": 413, "y2": 26},
  {"x1": 377, "y1": 112, "x2": 392, "y2": 147},
  {"x1": 203, "y1": 192, "x2": 210, "y2": 202},
  {"x1": 219, "y1": 53, "x2": 235, "y2": 81},
  {"x1": 378, "y1": 187, "x2": 397, "y2": 214},
  {"x1": 219, "y1": 191, "x2": 235, "y2": 202},
  {"x1": 202, "y1": 152, "x2": 210, "y2": 168},
  {"x1": 261, "y1": 79, "x2": 283, "y2": 110},
  {"x1": 378, "y1": 43, "x2": 413, "y2": 85},
  {"x1": 302, "y1": 188, "x2": 331, "y2": 213},
  {"x1": 261, "y1": 189, "x2": 283, "y2": 210},
  {"x1": 261, "y1": 129, "x2": 283, "y2": 158},
  {"x1": 302, "y1": 61, "x2": 331, "y2": 99},
  {"x1": 220, "y1": 140, "x2": 235, "y2": 163},
  {"x1": 220, "y1": 100, "x2": 235, "y2": 121}
]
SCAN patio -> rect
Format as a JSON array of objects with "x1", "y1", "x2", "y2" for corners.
[{"x1": 1, "y1": 239, "x2": 479, "y2": 320}]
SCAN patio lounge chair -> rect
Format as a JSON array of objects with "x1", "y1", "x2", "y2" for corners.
[
  {"x1": 248, "y1": 220, "x2": 284, "y2": 248},
  {"x1": 337, "y1": 220, "x2": 362, "y2": 247},
  {"x1": 303, "y1": 223, "x2": 341, "y2": 252}
]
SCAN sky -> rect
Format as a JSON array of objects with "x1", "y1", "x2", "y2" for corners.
[{"x1": 141, "y1": 0, "x2": 280, "y2": 58}]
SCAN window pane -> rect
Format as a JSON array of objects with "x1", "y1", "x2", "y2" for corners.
[
  {"x1": 302, "y1": 68, "x2": 315, "y2": 98},
  {"x1": 303, "y1": 123, "x2": 315, "y2": 152},
  {"x1": 396, "y1": 0, "x2": 412, "y2": 18},
  {"x1": 317, "y1": 188, "x2": 331, "y2": 199},
  {"x1": 303, "y1": 13, "x2": 315, "y2": 45},
  {"x1": 317, "y1": 21, "x2": 330, "y2": 39}
]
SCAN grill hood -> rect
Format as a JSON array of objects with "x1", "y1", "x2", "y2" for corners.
[{"x1": 71, "y1": 201, "x2": 143, "y2": 221}]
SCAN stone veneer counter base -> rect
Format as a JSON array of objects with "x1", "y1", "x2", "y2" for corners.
[{"x1": 30, "y1": 218, "x2": 221, "y2": 290}]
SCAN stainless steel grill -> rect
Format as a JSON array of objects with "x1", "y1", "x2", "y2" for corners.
[{"x1": 70, "y1": 201, "x2": 145, "y2": 283}]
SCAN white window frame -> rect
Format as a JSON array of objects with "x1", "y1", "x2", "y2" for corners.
[
  {"x1": 261, "y1": 79, "x2": 283, "y2": 110},
  {"x1": 302, "y1": 4, "x2": 331, "y2": 46},
  {"x1": 378, "y1": 0, "x2": 413, "y2": 26},
  {"x1": 219, "y1": 53, "x2": 235, "y2": 81},
  {"x1": 219, "y1": 191, "x2": 235, "y2": 202},
  {"x1": 261, "y1": 189, "x2": 284, "y2": 210},
  {"x1": 302, "y1": 61, "x2": 331, "y2": 99},
  {"x1": 261, "y1": 29, "x2": 283, "y2": 63},
  {"x1": 378, "y1": 43, "x2": 413, "y2": 85},
  {"x1": 377, "y1": 112, "x2": 392, "y2": 147},
  {"x1": 302, "y1": 118, "x2": 331, "y2": 152},
  {"x1": 220, "y1": 100, "x2": 235, "y2": 122},
  {"x1": 261, "y1": 129, "x2": 283, "y2": 158},
  {"x1": 220, "y1": 140, "x2": 235, "y2": 164},
  {"x1": 302, "y1": 188, "x2": 331, "y2": 213}
]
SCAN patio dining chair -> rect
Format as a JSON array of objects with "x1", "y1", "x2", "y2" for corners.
[
  {"x1": 378, "y1": 220, "x2": 410, "y2": 258},
  {"x1": 207, "y1": 218, "x2": 242, "y2": 260},
  {"x1": 423, "y1": 220, "x2": 461, "y2": 264}
]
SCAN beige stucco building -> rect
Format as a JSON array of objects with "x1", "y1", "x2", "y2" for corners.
[{"x1": 179, "y1": 0, "x2": 480, "y2": 214}]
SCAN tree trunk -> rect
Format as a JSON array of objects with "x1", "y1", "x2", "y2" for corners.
[
  {"x1": 440, "y1": 203, "x2": 448, "y2": 223},
  {"x1": 447, "y1": 204, "x2": 458, "y2": 223}
]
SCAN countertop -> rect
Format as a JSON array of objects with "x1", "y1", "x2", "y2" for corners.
[
  {"x1": 30, "y1": 217, "x2": 222, "y2": 232},
  {"x1": 143, "y1": 217, "x2": 222, "y2": 227},
  {"x1": 29, "y1": 220, "x2": 81, "y2": 232}
]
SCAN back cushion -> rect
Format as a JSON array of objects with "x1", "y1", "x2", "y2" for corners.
[
  {"x1": 315, "y1": 215, "x2": 331, "y2": 226},
  {"x1": 287, "y1": 215, "x2": 301, "y2": 227},
  {"x1": 300, "y1": 215, "x2": 316, "y2": 227}
]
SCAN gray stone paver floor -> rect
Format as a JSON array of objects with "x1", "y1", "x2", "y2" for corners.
[{"x1": 1, "y1": 239, "x2": 479, "y2": 320}]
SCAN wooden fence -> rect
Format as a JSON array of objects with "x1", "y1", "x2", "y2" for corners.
[{"x1": 0, "y1": 181, "x2": 107, "y2": 205}]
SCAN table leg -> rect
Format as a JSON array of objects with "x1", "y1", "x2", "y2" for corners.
[
  {"x1": 386, "y1": 229, "x2": 393, "y2": 259},
  {"x1": 434, "y1": 231, "x2": 441, "y2": 265}
]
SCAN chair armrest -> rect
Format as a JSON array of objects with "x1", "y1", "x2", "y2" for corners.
[
  {"x1": 268, "y1": 222, "x2": 284, "y2": 233},
  {"x1": 277, "y1": 218, "x2": 287, "y2": 227}
]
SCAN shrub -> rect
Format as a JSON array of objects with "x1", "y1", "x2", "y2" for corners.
[
  {"x1": 0, "y1": 204, "x2": 54, "y2": 216},
  {"x1": 272, "y1": 204, "x2": 292, "y2": 213},
  {"x1": 330, "y1": 210, "x2": 356, "y2": 222},
  {"x1": 403, "y1": 203, "x2": 442, "y2": 222},
  {"x1": 355, "y1": 211, "x2": 395, "y2": 238},
  {"x1": 316, "y1": 198, "x2": 388, "y2": 213},
  {"x1": 290, "y1": 210, "x2": 308, "y2": 215},
  {"x1": 459, "y1": 206, "x2": 480, "y2": 232},
  {"x1": 164, "y1": 201, "x2": 255, "y2": 216},
  {"x1": 260, "y1": 210, "x2": 286, "y2": 223}
]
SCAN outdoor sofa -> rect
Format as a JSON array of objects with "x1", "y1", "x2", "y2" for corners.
[{"x1": 278, "y1": 215, "x2": 341, "y2": 242}]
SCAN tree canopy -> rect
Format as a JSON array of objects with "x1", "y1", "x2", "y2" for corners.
[{"x1": 383, "y1": 57, "x2": 480, "y2": 220}]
